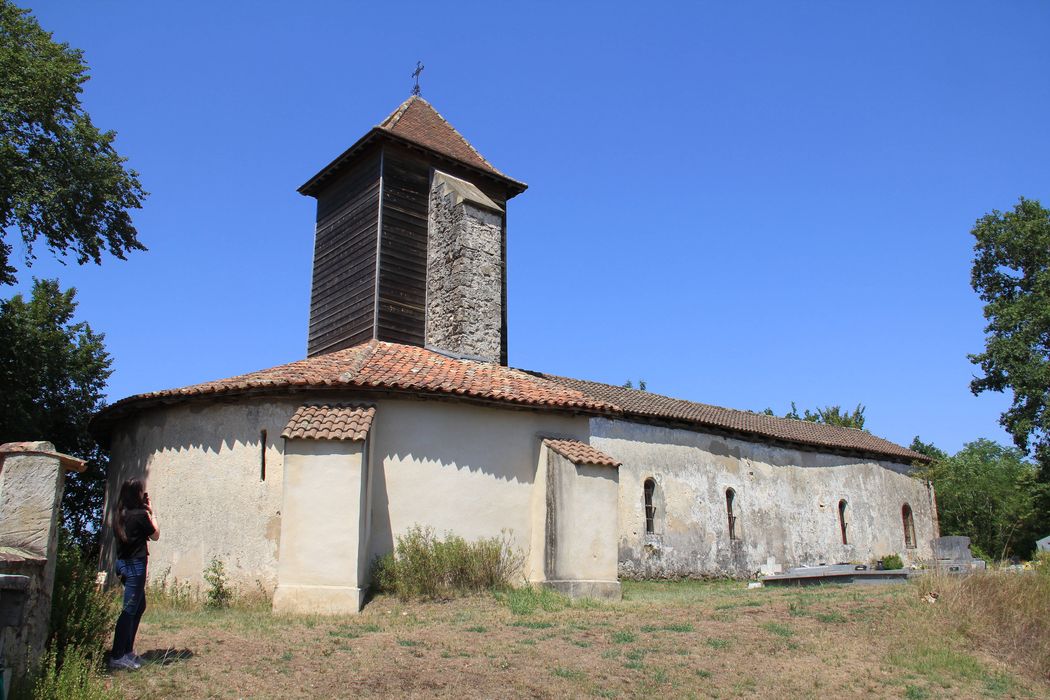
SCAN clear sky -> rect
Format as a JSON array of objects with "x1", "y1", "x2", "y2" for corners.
[{"x1": 10, "y1": 1, "x2": 1050, "y2": 455}]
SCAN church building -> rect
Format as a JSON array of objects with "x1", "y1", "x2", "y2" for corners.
[{"x1": 93, "y1": 95, "x2": 936, "y2": 613}]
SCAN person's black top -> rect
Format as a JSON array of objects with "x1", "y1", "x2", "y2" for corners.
[{"x1": 117, "y1": 509, "x2": 155, "y2": 560}]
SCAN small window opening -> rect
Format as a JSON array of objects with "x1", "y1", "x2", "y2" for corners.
[
  {"x1": 838, "y1": 499, "x2": 849, "y2": 545},
  {"x1": 260, "y1": 429, "x2": 267, "y2": 481},
  {"x1": 643, "y1": 478, "x2": 656, "y2": 535},
  {"x1": 902, "y1": 504, "x2": 916, "y2": 549},
  {"x1": 726, "y1": 488, "x2": 737, "y2": 540}
]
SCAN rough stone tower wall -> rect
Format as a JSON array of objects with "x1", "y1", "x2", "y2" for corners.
[{"x1": 425, "y1": 172, "x2": 503, "y2": 362}]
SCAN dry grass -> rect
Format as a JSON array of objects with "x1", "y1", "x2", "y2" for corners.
[
  {"x1": 101, "y1": 577, "x2": 1049, "y2": 699},
  {"x1": 912, "y1": 558, "x2": 1050, "y2": 681}
]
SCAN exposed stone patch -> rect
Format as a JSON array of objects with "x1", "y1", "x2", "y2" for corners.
[{"x1": 425, "y1": 171, "x2": 503, "y2": 362}]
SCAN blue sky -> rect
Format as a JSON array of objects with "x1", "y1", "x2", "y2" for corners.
[{"x1": 10, "y1": 1, "x2": 1050, "y2": 455}]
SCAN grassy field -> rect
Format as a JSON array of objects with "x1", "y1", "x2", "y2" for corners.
[{"x1": 106, "y1": 578, "x2": 1047, "y2": 699}]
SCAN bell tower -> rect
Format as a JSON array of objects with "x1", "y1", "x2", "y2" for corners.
[{"x1": 298, "y1": 96, "x2": 527, "y2": 364}]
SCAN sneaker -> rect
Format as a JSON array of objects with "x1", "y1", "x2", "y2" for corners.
[
  {"x1": 108, "y1": 653, "x2": 141, "y2": 671},
  {"x1": 130, "y1": 652, "x2": 146, "y2": 666}
]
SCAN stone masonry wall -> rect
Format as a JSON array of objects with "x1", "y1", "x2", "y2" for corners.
[{"x1": 425, "y1": 173, "x2": 503, "y2": 362}]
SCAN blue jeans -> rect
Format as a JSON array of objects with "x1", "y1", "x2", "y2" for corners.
[{"x1": 112, "y1": 557, "x2": 147, "y2": 659}]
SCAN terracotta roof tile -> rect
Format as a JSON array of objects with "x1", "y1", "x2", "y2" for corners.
[
  {"x1": 94, "y1": 341, "x2": 614, "y2": 433},
  {"x1": 94, "y1": 341, "x2": 927, "y2": 464},
  {"x1": 281, "y1": 404, "x2": 375, "y2": 441},
  {"x1": 378, "y1": 97, "x2": 510, "y2": 180},
  {"x1": 544, "y1": 439, "x2": 620, "y2": 467},
  {"x1": 300, "y1": 96, "x2": 527, "y2": 197},
  {"x1": 540, "y1": 375, "x2": 928, "y2": 464}
]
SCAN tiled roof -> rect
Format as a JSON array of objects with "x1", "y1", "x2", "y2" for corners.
[
  {"x1": 299, "y1": 96, "x2": 527, "y2": 197},
  {"x1": 378, "y1": 97, "x2": 512, "y2": 181},
  {"x1": 93, "y1": 341, "x2": 614, "y2": 435},
  {"x1": 94, "y1": 341, "x2": 927, "y2": 464},
  {"x1": 544, "y1": 439, "x2": 620, "y2": 468},
  {"x1": 540, "y1": 375, "x2": 929, "y2": 463},
  {"x1": 281, "y1": 404, "x2": 375, "y2": 441}
]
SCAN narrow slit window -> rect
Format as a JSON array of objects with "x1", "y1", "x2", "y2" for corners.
[
  {"x1": 838, "y1": 499, "x2": 849, "y2": 545},
  {"x1": 902, "y1": 504, "x2": 916, "y2": 549},
  {"x1": 260, "y1": 429, "x2": 267, "y2": 481},
  {"x1": 726, "y1": 488, "x2": 737, "y2": 541},
  {"x1": 643, "y1": 478, "x2": 656, "y2": 535}
]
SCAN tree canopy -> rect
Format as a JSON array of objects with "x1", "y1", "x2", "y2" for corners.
[
  {"x1": 969, "y1": 197, "x2": 1050, "y2": 477},
  {"x1": 0, "y1": 279, "x2": 111, "y2": 552},
  {"x1": 762, "y1": 402, "x2": 867, "y2": 430},
  {"x1": 912, "y1": 437, "x2": 1048, "y2": 559},
  {"x1": 0, "y1": 0, "x2": 146, "y2": 285}
]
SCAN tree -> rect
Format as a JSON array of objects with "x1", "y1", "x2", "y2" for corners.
[
  {"x1": 0, "y1": 279, "x2": 111, "y2": 553},
  {"x1": 0, "y1": 0, "x2": 146, "y2": 285},
  {"x1": 622, "y1": 379, "x2": 647, "y2": 391},
  {"x1": 919, "y1": 439, "x2": 1047, "y2": 559},
  {"x1": 764, "y1": 402, "x2": 867, "y2": 430},
  {"x1": 969, "y1": 197, "x2": 1050, "y2": 477}
]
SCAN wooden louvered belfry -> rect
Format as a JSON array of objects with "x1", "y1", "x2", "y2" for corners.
[{"x1": 298, "y1": 96, "x2": 527, "y2": 363}]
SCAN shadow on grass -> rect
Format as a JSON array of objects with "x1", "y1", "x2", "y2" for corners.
[{"x1": 141, "y1": 648, "x2": 195, "y2": 666}]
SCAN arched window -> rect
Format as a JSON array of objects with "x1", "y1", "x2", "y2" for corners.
[
  {"x1": 902, "y1": 504, "x2": 916, "y2": 549},
  {"x1": 643, "y1": 478, "x2": 656, "y2": 535},
  {"x1": 838, "y1": 499, "x2": 849, "y2": 545},
  {"x1": 725, "y1": 488, "x2": 737, "y2": 541}
]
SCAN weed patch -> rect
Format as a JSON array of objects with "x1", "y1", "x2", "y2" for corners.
[
  {"x1": 372, "y1": 525, "x2": 525, "y2": 601},
  {"x1": 761, "y1": 622, "x2": 794, "y2": 638}
]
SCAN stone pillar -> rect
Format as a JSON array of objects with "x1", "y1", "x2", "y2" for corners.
[
  {"x1": 0, "y1": 442, "x2": 85, "y2": 678},
  {"x1": 272, "y1": 439, "x2": 369, "y2": 614},
  {"x1": 541, "y1": 445, "x2": 621, "y2": 600},
  {"x1": 425, "y1": 170, "x2": 504, "y2": 362}
]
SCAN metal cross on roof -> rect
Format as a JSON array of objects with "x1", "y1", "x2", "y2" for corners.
[{"x1": 411, "y1": 61, "x2": 424, "y2": 96}]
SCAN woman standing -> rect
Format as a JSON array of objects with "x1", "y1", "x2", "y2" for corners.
[{"x1": 110, "y1": 478, "x2": 160, "y2": 671}]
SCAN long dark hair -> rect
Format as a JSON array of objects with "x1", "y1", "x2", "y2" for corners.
[{"x1": 113, "y1": 478, "x2": 147, "y2": 543}]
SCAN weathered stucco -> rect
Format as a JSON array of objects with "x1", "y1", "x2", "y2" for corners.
[
  {"x1": 104, "y1": 400, "x2": 292, "y2": 591},
  {"x1": 591, "y1": 418, "x2": 937, "y2": 578},
  {"x1": 0, "y1": 443, "x2": 70, "y2": 677},
  {"x1": 273, "y1": 439, "x2": 369, "y2": 614},
  {"x1": 366, "y1": 400, "x2": 589, "y2": 583},
  {"x1": 104, "y1": 396, "x2": 592, "y2": 593},
  {"x1": 542, "y1": 449, "x2": 620, "y2": 599},
  {"x1": 425, "y1": 171, "x2": 504, "y2": 362},
  {"x1": 102, "y1": 396, "x2": 937, "y2": 600}
]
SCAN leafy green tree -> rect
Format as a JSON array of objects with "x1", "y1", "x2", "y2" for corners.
[
  {"x1": 0, "y1": 0, "x2": 146, "y2": 285},
  {"x1": 969, "y1": 197, "x2": 1050, "y2": 477},
  {"x1": 0, "y1": 279, "x2": 111, "y2": 553},
  {"x1": 622, "y1": 379, "x2": 647, "y2": 391},
  {"x1": 765, "y1": 402, "x2": 867, "y2": 430},
  {"x1": 909, "y1": 435, "x2": 948, "y2": 462},
  {"x1": 920, "y1": 439, "x2": 1047, "y2": 559}
]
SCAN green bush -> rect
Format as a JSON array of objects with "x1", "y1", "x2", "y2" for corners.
[
  {"x1": 372, "y1": 526, "x2": 524, "y2": 601},
  {"x1": 881, "y1": 553, "x2": 904, "y2": 570},
  {"x1": 203, "y1": 558, "x2": 233, "y2": 608},
  {"x1": 12, "y1": 647, "x2": 117, "y2": 700},
  {"x1": 47, "y1": 543, "x2": 117, "y2": 669}
]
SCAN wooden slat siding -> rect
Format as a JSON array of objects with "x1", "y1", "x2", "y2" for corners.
[
  {"x1": 377, "y1": 146, "x2": 429, "y2": 346},
  {"x1": 307, "y1": 148, "x2": 382, "y2": 357}
]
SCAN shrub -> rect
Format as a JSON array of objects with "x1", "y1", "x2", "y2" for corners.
[
  {"x1": 47, "y1": 542, "x2": 117, "y2": 670},
  {"x1": 881, "y1": 554, "x2": 904, "y2": 570},
  {"x1": 372, "y1": 526, "x2": 524, "y2": 601},
  {"x1": 203, "y1": 557, "x2": 233, "y2": 608},
  {"x1": 12, "y1": 646, "x2": 117, "y2": 700}
]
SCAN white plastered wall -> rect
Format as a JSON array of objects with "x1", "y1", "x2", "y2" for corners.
[{"x1": 367, "y1": 399, "x2": 589, "y2": 583}]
